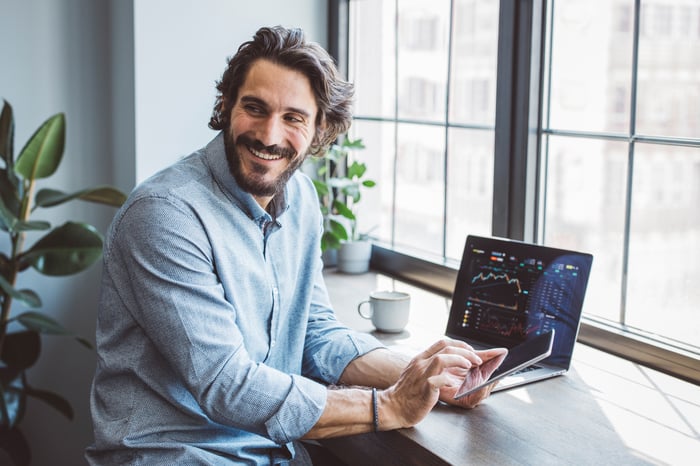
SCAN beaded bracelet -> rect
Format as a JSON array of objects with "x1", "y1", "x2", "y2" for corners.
[{"x1": 371, "y1": 387, "x2": 379, "y2": 432}]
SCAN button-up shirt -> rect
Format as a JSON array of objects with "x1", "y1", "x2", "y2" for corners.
[{"x1": 86, "y1": 133, "x2": 383, "y2": 465}]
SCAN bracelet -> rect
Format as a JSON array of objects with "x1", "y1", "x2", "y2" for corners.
[{"x1": 371, "y1": 387, "x2": 379, "y2": 432}]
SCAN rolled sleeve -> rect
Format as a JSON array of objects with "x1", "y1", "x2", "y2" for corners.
[
  {"x1": 307, "y1": 332, "x2": 385, "y2": 384},
  {"x1": 264, "y1": 374, "x2": 327, "y2": 444}
]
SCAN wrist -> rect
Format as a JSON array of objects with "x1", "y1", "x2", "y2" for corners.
[{"x1": 376, "y1": 388, "x2": 402, "y2": 431}]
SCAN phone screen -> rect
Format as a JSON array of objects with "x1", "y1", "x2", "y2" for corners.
[{"x1": 454, "y1": 330, "x2": 555, "y2": 399}]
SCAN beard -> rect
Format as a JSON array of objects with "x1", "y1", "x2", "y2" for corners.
[{"x1": 224, "y1": 129, "x2": 306, "y2": 198}]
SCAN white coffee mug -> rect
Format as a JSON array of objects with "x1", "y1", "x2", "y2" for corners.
[{"x1": 357, "y1": 290, "x2": 410, "y2": 333}]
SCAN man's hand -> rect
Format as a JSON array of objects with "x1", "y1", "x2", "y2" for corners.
[
  {"x1": 438, "y1": 347, "x2": 508, "y2": 408},
  {"x1": 377, "y1": 339, "x2": 506, "y2": 429}
]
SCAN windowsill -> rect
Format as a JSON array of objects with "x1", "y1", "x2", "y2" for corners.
[{"x1": 368, "y1": 243, "x2": 700, "y2": 385}]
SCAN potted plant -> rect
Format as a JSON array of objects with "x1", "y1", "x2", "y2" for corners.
[
  {"x1": 308, "y1": 136, "x2": 376, "y2": 273},
  {"x1": 0, "y1": 100, "x2": 126, "y2": 465}
]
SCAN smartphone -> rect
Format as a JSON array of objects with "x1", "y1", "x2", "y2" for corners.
[{"x1": 453, "y1": 330, "x2": 555, "y2": 400}]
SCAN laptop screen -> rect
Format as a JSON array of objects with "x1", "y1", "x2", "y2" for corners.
[{"x1": 445, "y1": 235, "x2": 593, "y2": 367}]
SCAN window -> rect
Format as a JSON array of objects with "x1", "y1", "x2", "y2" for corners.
[
  {"x1": 347, "y1": 0, "x2": 499, "y2": 260},
  {"x1": 340, "y1": 0, "x2": 700, "y2": 381}
]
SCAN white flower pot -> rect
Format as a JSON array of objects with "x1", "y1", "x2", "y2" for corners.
[{"x1": 337, "y1": 240, "x2": 372, "y2": 274}]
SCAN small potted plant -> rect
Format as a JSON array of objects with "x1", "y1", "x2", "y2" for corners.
[
  {"x1": 309, "y1": 136, "x2": 376, "y2": 273},
  {"x1": 0, "y1": 100, "x2": 126, "y2": 465}
]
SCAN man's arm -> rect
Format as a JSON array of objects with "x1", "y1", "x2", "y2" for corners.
[{"x1": 302, "y1": 339, "x2": 507, "y2": 439}]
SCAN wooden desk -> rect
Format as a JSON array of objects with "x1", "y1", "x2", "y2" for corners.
[{"x1": 320, "y1": 270, "x2": 700, "y2": 466}]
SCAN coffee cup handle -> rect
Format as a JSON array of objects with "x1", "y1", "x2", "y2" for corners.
[{"x1": 357, "y1": 300, "x2": 373, "y2": 319}]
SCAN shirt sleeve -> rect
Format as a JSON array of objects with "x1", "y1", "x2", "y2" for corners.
[
  {"x1": 104, "y1": 195, "x2": 327, "y2": 444},
  {"x1": 301, "y1": 260, "x2": 385, "y2": 384}
]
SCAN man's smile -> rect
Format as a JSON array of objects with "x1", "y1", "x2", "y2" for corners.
[{"x1": 247, "y1": 144, "x2": 285, "y2": 161}]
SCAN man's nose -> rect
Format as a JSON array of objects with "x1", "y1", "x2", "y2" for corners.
[{"x1": 257, "y1": 116, "x2": 283, "y2": 147}]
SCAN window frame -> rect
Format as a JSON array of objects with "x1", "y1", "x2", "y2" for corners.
[{"x1": 331, "y1": 0, "x2": 700, "y2": 384}]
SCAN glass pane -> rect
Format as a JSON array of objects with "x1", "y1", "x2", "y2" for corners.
[
  {"x1": 547, "y1": 0, "x2": 635, "y2": 134},
  {"x1": 397, "y1": 0, "x2": 451, "y2": 123},
  {"x1": 394, "y1": 123, "x2": 446, "y2": 256},
  {"x1": 349, "y1": 0, "x2": 396, "y2": 118},
  {"x1": 626, "y1": 144, "x2": 700, "y2": 348},
  {"x1": 349, "y1": 120, "x2": 395, "y2": 246},
  {"x1": 636, "y1": 1, "x2": 700, "y2": 139},
  {"x1": 542, "y1": 135, "x2": 628, "y2": 323},
  {"x1": 445, "y1": 128, "x2": 494, "y2": 260},
  {"x1": 449, "y1": 0, "x2": 500, "y2": 126}
]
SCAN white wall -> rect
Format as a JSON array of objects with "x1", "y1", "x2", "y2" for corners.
[
  {"x1": 0, "y1": 0, "x2": 326, "y2": 464},
  {"x1": 133, "y1": 0, "x2": 328, "y2": 183}
]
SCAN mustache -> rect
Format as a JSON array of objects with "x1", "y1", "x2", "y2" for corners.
[{"x1": 236, "y1": 134, "x2": 295, "y2": 159}]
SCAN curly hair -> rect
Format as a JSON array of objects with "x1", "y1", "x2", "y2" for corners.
[{"x1": 208, "y1": 26, "x2": 354, "y2": 155}]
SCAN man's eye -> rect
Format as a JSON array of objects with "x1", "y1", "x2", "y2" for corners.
[
  {"x1": 245, "y1": 105, "x2": 264, "y2": 114},
  {"x1": 286, "y1": 115, "x2": 304, "y2": 123}
]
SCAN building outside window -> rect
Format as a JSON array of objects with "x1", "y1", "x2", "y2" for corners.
[{"x1": 343, "y1": 0, "x2": 700, "y2": 374}]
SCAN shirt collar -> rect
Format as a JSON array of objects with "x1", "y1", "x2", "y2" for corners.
[{"x1": 203, "y1": 132, "x2": 290, "y2": 225}]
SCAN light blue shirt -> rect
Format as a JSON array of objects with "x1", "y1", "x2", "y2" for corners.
[{"x1": 86, "y1": 133, "x2": 383, "y2": 465}]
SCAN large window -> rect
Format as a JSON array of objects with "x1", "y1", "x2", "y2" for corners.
[
  {"x1": 347, "y1": 0, "x2": 499, "y2": 260},
  {"x1": 342, "y1": 0, "x2": 699, "y2": 381}
]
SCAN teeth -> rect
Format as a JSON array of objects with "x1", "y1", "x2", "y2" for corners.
[{"x1": 249, "y1": 146, "x2": 283, "y2": 161}]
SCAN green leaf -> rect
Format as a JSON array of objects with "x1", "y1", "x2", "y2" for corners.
[
  {"x1": 14, "y1": 311, "x2": 69, "y2": 335},
  {"x1": 34, "y1": 186, "x2": 126, "y2": 209},
  {"x1": 0, "y1": 100, "x2": 15, "y2": 168},
  {"x1": 347, "y1": 161, "x2": 367, "y2": 179},
  {"x1": 362, "y1": 180, "x2": 376, "y2": 188},
  {"x1": 25, "y1": 386, "x2": 73, "y2": 420},
  {"x1": 12, "y1": 312, "x2": 93, "y2": 350},
  {"x1": 311, "y1": 179, "x2": 329, "y2": 197},
  {"x1": 23, "y1": 222, "x2": 103, "y2": 276},
  {"x1": 0, "y1": 425, "x2": 31, "y2": 465},
  {"x1": 0, "y1": 331, "x2": 41, "y2": 370},
  {"x1": 321, "y1": 231, "x2": 342, "y2": 252},
  {"x1": 0, "y1": 197, "x2": 50, "y2": 233},
  {"x1": 14, "y1": 113, "x2": 65, "y2": 181},
  {"x1": 0, "y1": 196, "x2": 18, "y2": 232},
  {"x1": 342, "y1": 137, "x2": 365, "y2": 150},
  {"x1": 328, "y1": 218, "x2": 349, "y2": 241},
  {"x1": 0, "y1": 276, "x2": 42, "y2": 308},
  {"x1": 333, "y1": 200, "x2": 355, "y2": 221}
]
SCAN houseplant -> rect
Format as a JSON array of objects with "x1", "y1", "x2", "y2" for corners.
[
  {"x1": 309, "y1": 136, "x2": 376, "y2": 273},
  {"x1": 0, "y1": 100, "x2": 126, "y2": 465}
]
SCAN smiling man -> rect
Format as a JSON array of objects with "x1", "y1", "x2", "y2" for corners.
[{"x1": 86, "y1": 26, "x2": 505, "y2": 465}]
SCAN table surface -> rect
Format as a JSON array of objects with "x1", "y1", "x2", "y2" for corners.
[{"x1": 320, "y1": 269, "x2": 700, "y2": 466}]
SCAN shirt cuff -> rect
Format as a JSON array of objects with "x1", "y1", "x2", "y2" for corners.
[{"x1": 264, "y1": 374, "x2": 327, "y2": 444}]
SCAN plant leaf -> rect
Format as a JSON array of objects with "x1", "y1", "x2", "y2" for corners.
[
  {"x1": 0, "y1": 195, "x2": 18, "y2": 232},
  {"x1": 0, "y1": 331, "x2": 41, "y2": 370},
  {"x1": 25, "y1": 386, "x2": 73, "y2": 420},
  {"x1": 35, "y1": 186, "x2": 126, "y2": 209},
  {"x1": 0, "y1": 276, "x2": 42, "y2": 308},
  {"x1": 0, "y1": 197, "x2": 50, "y2": 234},
  {"x1": 347, "y1": 161, "x2": 367, "y2": 179},
  {"x1": 0, "y1": 100, "x2": 15, "y2": 168},
  {"x1": 333, "y1": 200, "x2": 355, "y2": 221},
  {"x1": 14, "y1": 113, "x2": 65, "y2": 181},
  {"x1": 311, "y1": 179, "x2": 329, "y2": 197},
  {"x1": 328, "y1": 218, "x2": 349, "y2": 240},
  {"x1": 22, "y1": 222, "x2": 103, "y2": 276},
  {"x1": 13, "y1": 311, "x2": 69, "y2": 335},
  {"x1": 0, "y1": 424, "x2": 31, "y2": 465}
]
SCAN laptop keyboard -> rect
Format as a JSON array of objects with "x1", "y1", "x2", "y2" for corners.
[{"x1": 513, "y1": 364, "x2": 541, "y2": 375}]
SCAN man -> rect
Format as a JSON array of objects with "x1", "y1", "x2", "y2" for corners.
[{"x1": 86, "y1": 26, "x2": 506, "y2": 465}]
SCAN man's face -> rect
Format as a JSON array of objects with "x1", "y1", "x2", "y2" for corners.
[{"x1": 225, "y1": 59, "x2": 318, "y2": 207}]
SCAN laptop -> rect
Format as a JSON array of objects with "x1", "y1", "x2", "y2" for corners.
[{"x1": 445, "y1": 235, "x2": 593, "y2": 393}]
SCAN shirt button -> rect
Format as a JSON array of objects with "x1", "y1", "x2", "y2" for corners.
[{"x1": 271, "y1": 340, "x2": 276, "y2": 347}]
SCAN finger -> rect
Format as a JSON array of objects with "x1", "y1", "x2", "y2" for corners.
[{"x1": 476, "y1": 347, "x2": 508, "y2": 360}]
